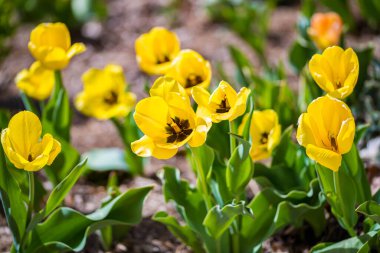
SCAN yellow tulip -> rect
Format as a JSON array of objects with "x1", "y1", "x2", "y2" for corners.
[
  {"x1": 297, "y1": 96, "x2": 355, "y2": 171},
  {"x1": 131, "y1": 93, "x2": 209, "y2": 159},
  {"x1": 166, "y1": 49, "x2": 212, "y2": 94},
  {"x1": 307, "y1": 12, "x2": 343, "y2": 50},
  {"x1": 192, "y1": 81, "x2": 250, "y2": 123},
  {"x1": 309, "y1": 46, "x2": 359, "y2": 99},
  {"x1": 75, "y1": 64, "x2": 136, "y2": 120},
  {"x1": 135, "y1": 27, "x2": 180, "y2": 75},
  {"x1": 15, "y1": 61, "x2": 54, "y2": 101},
  {"x1": 249, "y1": 109, "x2": 281, "y2": 161},
  {"x1": 28, "y1": 22, "x2": 86, "y2": 70},
  {"x1": 149, "y1": 76, "x2": 188, "y2": 101},
  {"x1": 1, "y1": 111, "x2": 61, "y2": 171}
]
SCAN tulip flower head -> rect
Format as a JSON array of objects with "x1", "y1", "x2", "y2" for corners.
[
  {"x1": 307, "y1": 12, "x2": 343, "y2": 50},
  {"x1": 28, "y1": 22, "x2": 86, "y2": 70},
  {"x1": 135, "y1": 27, "x2": 181, "y2": 75},
  {"x1": 249, "y1": 109, "x2": 281, "y2": 161},
  {"x1": 192, "y1": 81, "x2": 250, "y2": 123},
  {"x1": 1, "y1": 111, "x2": 61, "y2": 171},
  {"x1": 131, "y1": 92, "x2": 209, "y2": 159},
  {"x1": 15, "y1": 61, "x2": 54, "y2": 101},
  {"x1": 297, "y1": 96, "x2": 355, "y2": 171},
  {"x1": 75, "y1": 64, "x2": 136, "y2": 120},
  {"x1": 309, "y1": 46, "x2": 359, "y2": 99},
  {"x1": 166, "y1": 49, "x2": 212, "y2": 94}
]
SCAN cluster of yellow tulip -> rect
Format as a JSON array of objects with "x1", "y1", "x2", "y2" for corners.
[{"x1": 297, "y1": 46, "x2": 358, "y2": 172}]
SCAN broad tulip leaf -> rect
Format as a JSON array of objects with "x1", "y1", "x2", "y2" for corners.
[
  {"x1": 289, "y1": 40, "x2": 314, "y2": 74},
  {"x1": 0, "y1": 144, "x2": 28, "y2": 250},
  {"x1": 26, "y1": 186, "x2": 152, "y2": 253},
  {"x1": 159, "y1": 167, "x2": 217, "y2": 253},
  {"x1": 342, "y1": 145, "x2": 371, "y2": 203},
  {"x1": 226, "y1": 143, "x2": 253, "y2": 195},
  {"x1": 354, "y1": 124, "x2": 370, "y2": 144},
  {"x1": 45, "y1": 159, "x2": 87, "y2": 216},
  {"x1": 203, "y1": 201, "x2": 253, "y2": 239},
  {"x1": 153, "y1": 211, "x2": 205, "y2": 253},
  {"x1": 83, "y1": 148, "x2": 129, "y2": 172},
  {"x1": 356, "y1": 201, "x2": 380, "y2": 224},
  {"x1": 311, "y1": 230, "x2": 379, "y2": 253},
  {"x1": 240, "y1": 178, "x2": 325, "y2": 251},
  {"x1": 189, "y1": 145, "x2": 214, "y2": 186},
  {"x1": 316, "y1": 164, "x2": 358, "y2": 234},
  {"x1": 206, "y1": 120, "x2": 230, "y2": 162}
]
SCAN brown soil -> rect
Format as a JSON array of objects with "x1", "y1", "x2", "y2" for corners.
[{"x1": 1, "y1": 0, "x2": 380, "y2": 252}]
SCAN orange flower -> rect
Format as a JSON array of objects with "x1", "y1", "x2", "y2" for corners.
[{"x1": 307, "y1": 12, "x2": 343, "y2": 50}]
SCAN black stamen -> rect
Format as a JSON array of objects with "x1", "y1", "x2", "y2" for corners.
[
  {"x1": 186, "y1": 74, "x2": 203, "y2": 88},
  {"x1": 216, "y1": 97, "x2": 231, "y2": 113},
  {"x1": 260, "y1": 132, "x2": 269, "y2": 144},
  {"x1": 166, "y1": 117, "x2": 193, "y2": 143},
  {"x1": 104, "y1": 91, "x2": 118, "y2": 105}
]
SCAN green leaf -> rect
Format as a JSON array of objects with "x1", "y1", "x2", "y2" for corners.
[
  {"x1": 316, "y1": 164, "x2": 358, "y2": 235},
  {"x1": 311, "y1": 230, "x2": 379, "y2": 253},
  {"x1": 45, "y1": 159, "x2": 87, "y2": 216},
  {"x1": 0, "y1": 142, "x2": 28, "y2": 251},
  {"x1": 356, "y1": 201, "x2": 380, "y2": 224},
  {"x1": 159, "y1": 167, "x2": 216, "y2": 252},
  {"x1": 153, "y1": 211, "x2": 205, "y2": 253},
  {"x1": 355, "y1": 124, "x2": 370, "y2": 144},
  {"x1": 26, "y1": 186, "x2": 152, "y2": 253},
  {"x1": 240, "y1": 178, "x2": 325, "y2": 251},
  {"x1": 83, "y1": 148, "x2": 129, "y2": 172},
  {"x1": 206, "y1": 120, "x2": 230, "y2": 162},
  {"x1": 190, "y1": 145, "x2": 214, "y2": 188},
  {"x1": 289, "y1": 40, "x2": 315, "y2": 74},
  {"x1": 226, "y1": 143, "x2": 253, "y2": 195},
  {"x1": 42, "y1": 71, "x2": 72, "y2": 142},
  {"x1": 203, "y1": 201, "x2": 253, "y2": 239}
]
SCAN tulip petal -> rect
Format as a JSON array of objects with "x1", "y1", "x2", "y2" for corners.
[
  {"x1": 192, "y1": 86, "x2": 211, "y2": 108},
  {"x1": 8, "y1": 111, "x2": 42, "y2": 160},
  {"x1": 337, "y1": 118, "x2": 355, "y2": 154},
  {"x1": 131, "y1": 135, "x2": 178, "y2": 159},
  {"x1": 306, "y1": 144, "x2": 342, "y2": 171},
  {"x1": 67, "y1": 43, "x2": 86, "y2": 59},
  {"x1": 134, "y1": 97, "x2": 169, "y2": 139}
]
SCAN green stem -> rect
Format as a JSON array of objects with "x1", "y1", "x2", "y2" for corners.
[
  {"x1": 333, "y1": 171, "x2": 356, "y2": 237},
  {"x1": 232, "y1": 232, "x2": 240, "y2": 253},
  {"x1": 229, "y1": 121, "x2": 236, "y2": 156},
  {"x1": 20, "y1": 92, "x2": 38, "y2": 115},
  {"x1": 27, "y1": 172, "x2": 35, "y2": 220},
  {"x1": 190, "y1": 147, "x2": 213, "y2": 210},
  {"x1": 54, "y1": 71, "x2": 63, "y2": 94}
]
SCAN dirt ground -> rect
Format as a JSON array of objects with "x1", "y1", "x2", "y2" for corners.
[{"x1": 1, "y1": 0, "x2": 380, "y2": 252}]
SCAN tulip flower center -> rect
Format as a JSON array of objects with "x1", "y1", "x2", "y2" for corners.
[
  {"x1": 165, "y1": 116, "x2": 193, "y2": 143},
  {"x1": 28, "y1": 154, "x2": 34, "y2": 162},
  {"x1": 330, "y1": 134, "x2": 338, "y2": 152},
  {"x1": 260, "y1": 132, "x2": 269, "y2": 144},
  {"x1": 157, "y1": 55, "x2": 171, "y2": 64},
  {"x1": 335, "y1": 81, "x2": 342, "y2": 89},
  {"x1": 104, "y1": 91, "x2": 118, "y2": 105},
  {"x1": 216, "y1": 97, "x2": 231, "y2": 113},
  {"x1": 186, "y1": 74, "x2": 203, "y2": 88}
]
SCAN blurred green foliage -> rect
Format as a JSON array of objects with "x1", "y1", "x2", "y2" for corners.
[{"x1": 205, "y1": 0, "x2": 276, "y2": 65}]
